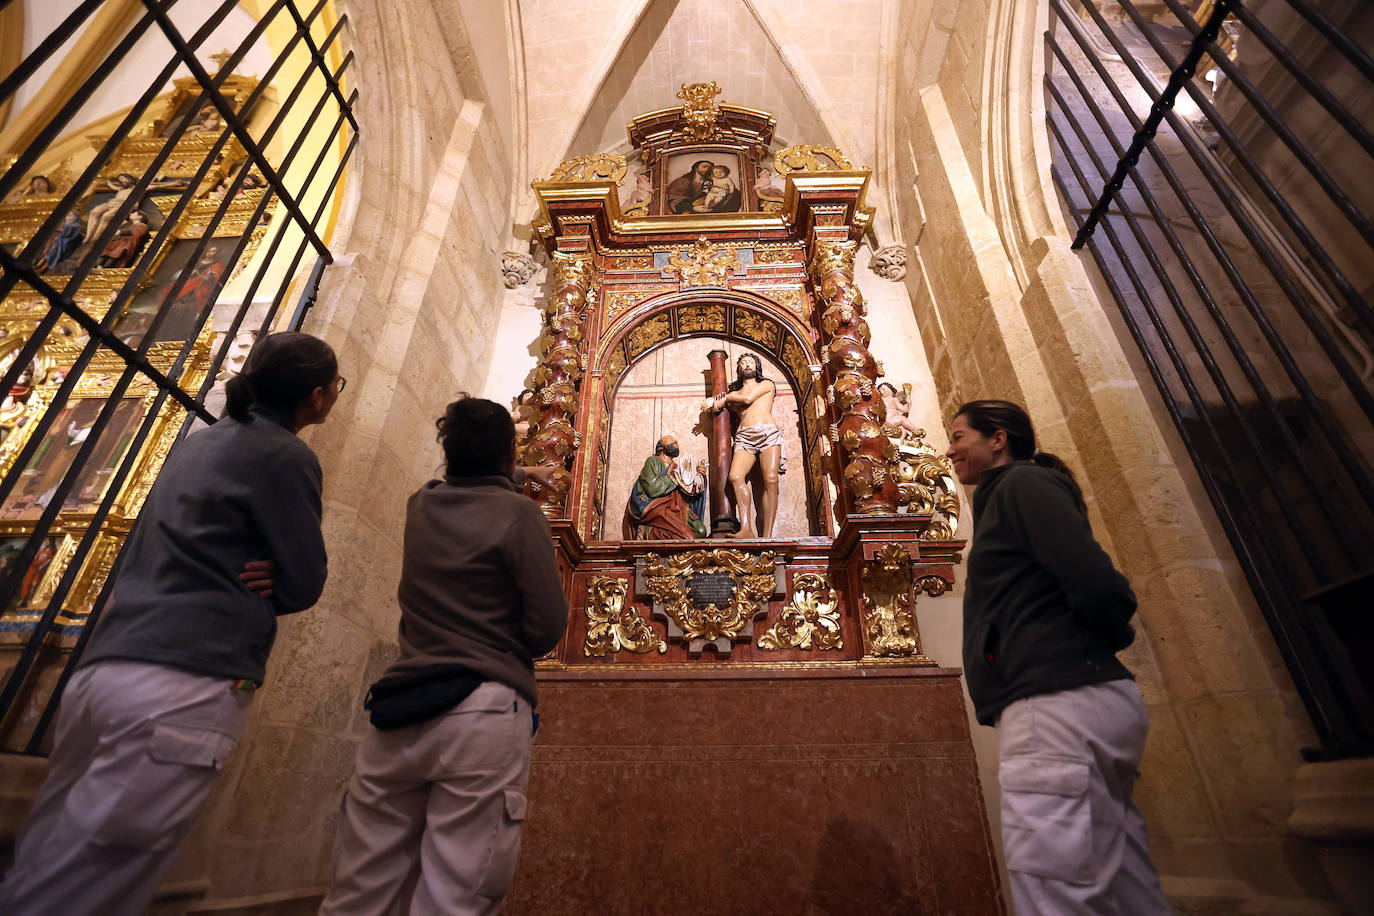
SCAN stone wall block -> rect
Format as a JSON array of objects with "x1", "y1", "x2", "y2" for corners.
[
  {"x1": 1180, "y1": 693, "x2": 1302, "y2": 839},
  {"x1": 1135, "y1": 562, "x2": 1281, "y2": 702},
  {"x1": 262, "y1": 611, "x2": 375, "y2": 734},
  {"x1": 1133, "y1": 703, "x2": 1219, "y2": 840},
  {"x1": 222, "y1": 725, "x2": 358, "y2": 842}
]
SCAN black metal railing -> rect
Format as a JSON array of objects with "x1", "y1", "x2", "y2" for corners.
[
  {"x1": 0, "y1": 0, "x2": 356, "y2": 752},
  {"x1": 1047, "y1": 0, "x2": 1374, "y2": 755}
]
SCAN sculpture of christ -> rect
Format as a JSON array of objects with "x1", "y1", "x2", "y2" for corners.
[{"x1": 704, "y1": 353, "x2": 782, "y2": 538}]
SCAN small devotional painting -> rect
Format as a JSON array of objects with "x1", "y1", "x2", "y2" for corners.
[{"x1": 661, "y1": 151, "x2": 744, "y2": 214}]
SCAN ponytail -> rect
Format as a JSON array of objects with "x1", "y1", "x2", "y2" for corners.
[
  {"x1": 224, "y1": 373, "x2": 255, "y2": 423},
  {"x1": 225, "y1": 332, "x2": 337, "y2": 425},
  {"x1": 954, "y1": 399, "x2": 1085, "y2": 509}
]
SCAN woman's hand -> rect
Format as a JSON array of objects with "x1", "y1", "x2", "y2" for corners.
[{"x1": 238, "y1": 559, "x2": 276, "y2": 598}]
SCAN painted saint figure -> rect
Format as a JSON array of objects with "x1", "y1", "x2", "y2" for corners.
[
  {"x1": 706, "y1": 353, "x2": 781, "y2": 538},
  {"x1": 623, "y1": 434, "x2": 708, "y2": 540},
  {"x1": 98, "y1": 210, "x2": 149, "y2": 268},
  {"x1": 37, "y1": 212, "x2": 84, "y2": 273}
]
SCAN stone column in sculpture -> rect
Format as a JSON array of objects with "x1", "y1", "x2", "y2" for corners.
[
  {"x1": 705, "y1": 348, "x2": 739, "y2": 536},
  {"x1": 522, "y1": 250, "x2": 592, "y2": 516},
  {"x1": 809, "y1": 238, "x2": 898, "y2": 515}
]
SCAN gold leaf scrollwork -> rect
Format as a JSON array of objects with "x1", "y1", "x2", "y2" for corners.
[
  {"x1": 606, "y1": 290, "x2": 654, "y2": 321},
  {"x1": 626, "y1": 313, "x2": 671, "y2": 358},
  {"x1": 733, "y1": 308, "x2": 780, "y2": 350},
  {"x1": 861, "y1": 543, "x2": 934, "y2": 662},
  {"x1": 584, "y1": 576, "x2": 665, "y2": 656},
  {"x1": 644, "y1": 549, "x2": 777, "y2": 644},
  {"x1": 916, "y1": 575, "x2": 950, "y2": 597},
  {"x1": 666, "y1": 237, "x2": 742, "y2": 288},
  {"x1": 547, "y1": 153, "x2": 629, "y2": 184},
  {"x1": 758, "y1": 573, "x2": 842, "y2": 651},
  {"x1": 774, "y1": 144, "x2": 854, "y2": 176},
  {"x1": 677, "y1": 303, "x2": 725, "y2": 335},
  {"x1": 677, "y1": 81, "x2": 723, "y2": 141},
  {"x1": 883, "y1": 407, "x2": 961, "y2": 539}
]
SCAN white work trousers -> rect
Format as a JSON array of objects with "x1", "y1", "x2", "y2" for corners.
[
  {"x1": 319, "y1": 680, "x2": 533, "y2": 916},
  {"x1": 997, "y1": 679, "x2": 1170, "y2": 915},
  {"x1": 0, "y1": 660, "x2": 251, "y2": 916}
]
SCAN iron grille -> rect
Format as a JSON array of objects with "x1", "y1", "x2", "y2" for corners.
[
  {"x1": 1046, "y1": 0, "x2": 1374, "y2": 755},
  {"x1": 0, "y1": 0, "x2": 357, "y2": 752}
]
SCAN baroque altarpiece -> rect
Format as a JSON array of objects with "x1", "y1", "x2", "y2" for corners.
[{"x1": 519, "y1": 83, "x2": 962, "y2": 668}]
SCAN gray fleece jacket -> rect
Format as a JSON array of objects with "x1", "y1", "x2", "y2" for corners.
[{"x1": 81, "y1": 410, "x2": 327, "y2": 684}]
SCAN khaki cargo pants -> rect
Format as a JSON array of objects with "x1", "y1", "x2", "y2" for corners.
[
  {"x1": 320, "y1": 680, "x2": 533, "y2": 916},
  {"x1": 0, "y1": 660, "x2": 251, "y2": 916},
  {"x1": 997, "y1": 678, "x2": 1170, "y2": 915}
]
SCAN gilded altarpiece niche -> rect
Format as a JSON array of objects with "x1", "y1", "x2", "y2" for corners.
[
  {"x1": 0, "y1": 69, "x2": 275, "y2": 643},
  {"x1": 523, "y1": 84, "x2": 962, "y2": 669}
]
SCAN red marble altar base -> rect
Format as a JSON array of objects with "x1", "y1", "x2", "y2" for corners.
[{"x1": 506, "y1": 665, "x2": 1004, "y2": 915}]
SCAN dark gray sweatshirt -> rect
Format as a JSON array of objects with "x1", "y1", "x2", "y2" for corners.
[
  {"x1": 386, "y1": 475, "x2": 569, "y2": 706},
  {"x1": 963, "y1": 461, "x2": 1135, "y2": 726},
  {"x1": 81, "y1": 411, "x2": 327, "y2": 683}
]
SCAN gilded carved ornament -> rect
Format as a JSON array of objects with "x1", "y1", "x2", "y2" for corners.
[
  {"x1": 642, "y1": 549, "x2": 778, "y2": 645},
  {"x1": 733, "y1": 309, "x2": 780, "y2": 350},
  {"x1": 773, "y1": 144, "x2": 854, "y2": 175},
  {"x1": 677, "y1": 82, "x2": 723, "y2": 141},
  {"x1": 666, "y1": 237, "x2": 742, "y2": 288},
  {"x1": 677, "y1": 303, "x2": 726, "y2": 335},
  {"x1": 758, "y1": 572, "x2": 842, "y2": 651},
  {"x1": 886, "y1": 427, "x2": 960, "y2": 539},
  {"x1": 861, "y1": 543, "x2": 933, "y2": 662},
  {"x1": 584, "y1": 576, "x2": 666, "y2": 656},
  {"x1": 626, "y1": 313, "x2": 671, "y2": 358},
  {"x1": 545, "y1": 153, "x2": 628, "y2": 184}
]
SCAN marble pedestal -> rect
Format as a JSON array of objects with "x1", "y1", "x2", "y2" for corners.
[{"x1": 506, "y1": 665, "x2": 1004, "y2": 915}]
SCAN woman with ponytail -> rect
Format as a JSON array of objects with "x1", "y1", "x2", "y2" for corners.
[
  {"x1": 947, "y1": 399, "x2": 1168, "y2": 914},
  {"x1": 1, "y1": 332, "x2": 343, "y2": 916}
]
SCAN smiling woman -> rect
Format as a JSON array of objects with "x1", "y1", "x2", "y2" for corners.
[{"x1": 948, "y1": 397, "x2": 1166, "y2": 915}]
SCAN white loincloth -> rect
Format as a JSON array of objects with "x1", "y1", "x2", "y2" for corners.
[{"x1": 733, "y1": 423, "x2": 783, "y2": 455}]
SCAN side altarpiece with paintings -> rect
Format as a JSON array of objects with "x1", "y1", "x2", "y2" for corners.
[
  {"x1": 519, "y1": 83, "x2": 963, "y2": 667},
  {"x1": 0, "y1": 69, "x2": 269, "y2": 747}
]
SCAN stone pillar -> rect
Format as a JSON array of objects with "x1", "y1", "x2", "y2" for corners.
[
  {"x1": 523, "y1": 251, "x2": 591, "y2": 516},
  {"x1": 705, "y1": 348, "x2": 738, "y2": 535},
  {"x1": 808, "y1": 238, "x2": 897, "y2": 515}
]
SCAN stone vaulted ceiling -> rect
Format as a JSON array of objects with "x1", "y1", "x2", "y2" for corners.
[{"x1": 518, "y1": 0, "x2": 884, "y2": 183}]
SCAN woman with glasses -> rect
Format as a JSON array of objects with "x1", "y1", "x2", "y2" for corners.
[{"x1": 1, "y1": 332, "x2": 344, "y2": 916}]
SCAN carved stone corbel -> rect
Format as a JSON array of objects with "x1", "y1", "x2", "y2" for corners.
[
  {"x1": 870, "y1": 244, "x2": 908, "y2": 281},
  {"x1": 501, "y1": 251, "x2": 538, "y2": 288}
]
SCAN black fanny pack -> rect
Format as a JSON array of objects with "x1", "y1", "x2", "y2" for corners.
[{"x1": 364, "y1": 664, "x2": 485, "y2": 731}]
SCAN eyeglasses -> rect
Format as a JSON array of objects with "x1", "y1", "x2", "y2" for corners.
[{"x1": 334, "y1": 376, "x2": 347, "y2": 393}]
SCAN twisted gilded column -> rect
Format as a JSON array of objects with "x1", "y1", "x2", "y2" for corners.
[
  {"x1": 522, "y1": 251, "x2": 592, "y2": 515},
  {"x1": 809, "y1": 239, "x2": 897, "y2": 514}
]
